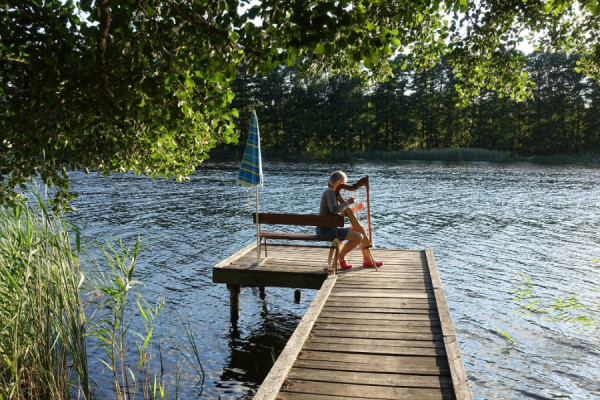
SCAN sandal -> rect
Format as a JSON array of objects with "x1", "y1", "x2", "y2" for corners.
[
  {"x1": 362, "y1": 261, "x2": 383, "y2": 268},
  {"x1": 339, "y1": 260, "x2": 353, "y2": 270}
]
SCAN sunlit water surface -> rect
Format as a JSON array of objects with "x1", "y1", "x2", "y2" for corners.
[{"x1": 68, "y1": 160, "x2": 600, "y2": 399}]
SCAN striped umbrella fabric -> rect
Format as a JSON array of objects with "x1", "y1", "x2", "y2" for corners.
[{"x1": 237, "y1": 110, "x2": 263, "y2": 187}]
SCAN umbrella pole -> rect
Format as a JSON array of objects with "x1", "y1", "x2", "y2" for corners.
[{"x1": 255, "y1": 186, "x2": 260, "y2": 265}]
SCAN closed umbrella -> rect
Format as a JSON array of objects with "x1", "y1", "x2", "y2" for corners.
[{"x1": 237, "y1": 110, "x2": 263, "y2": 265}]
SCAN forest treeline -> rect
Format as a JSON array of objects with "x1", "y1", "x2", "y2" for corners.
[{"x1": 226, "y1": 52, "x2": 600, "y2": 157}]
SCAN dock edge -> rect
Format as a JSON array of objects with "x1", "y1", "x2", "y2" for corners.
[
  {"x1": 425, "y1": 248, "x2": 473, "y2": 400},
  {"x1": 253, "y1": 275, "x2": 338, "y2": 400}
]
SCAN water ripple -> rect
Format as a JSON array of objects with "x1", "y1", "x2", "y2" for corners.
[{"x1": 68, "y1": 161, "x2": 600, "y2": 399}]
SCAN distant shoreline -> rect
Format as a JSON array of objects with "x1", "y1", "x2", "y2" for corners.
[{"x1": 208, "y1": 147, "x2": 600, "y2": 165}]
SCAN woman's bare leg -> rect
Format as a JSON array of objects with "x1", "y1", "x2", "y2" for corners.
[
  {"x1": 339, "y1": 230, "x2": 362, "y2": 262},
  {"x1": 347, "y1": 224, "x2": 373, "y2": 264}
]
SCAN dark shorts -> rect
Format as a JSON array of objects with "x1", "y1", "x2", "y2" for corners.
[{"x1": 315, "y1": 226, "x2": 349, "y2": 241}]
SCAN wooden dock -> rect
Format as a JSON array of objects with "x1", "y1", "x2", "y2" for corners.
[{"x1": 212, "y1": 244, "x2": 472, "y2": 400}]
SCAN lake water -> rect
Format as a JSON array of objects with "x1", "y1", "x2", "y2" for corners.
[{"x1": 68, "y1": 160, "x2": 600, "y2": 399}]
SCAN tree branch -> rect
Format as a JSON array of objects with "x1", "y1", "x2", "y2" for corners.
[
  {"x1": 164, "y1": 0, "x2": 233, "y2": 48},
  {"x1": 96, "y1": 0, "x2": 122, "y2": 110}
]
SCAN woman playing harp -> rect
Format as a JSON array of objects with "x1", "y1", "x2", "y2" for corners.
[{"x1": 316, "y1": 170, "x2": 383, "y2": 270}]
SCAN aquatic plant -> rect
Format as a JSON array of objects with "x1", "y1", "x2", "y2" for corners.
[
  {"x1": 0, "y1": 191, "x2": 205, "y2": 399},
  {"x1": 85, "y1": 237, "x2": 166, "y2": 399},
  {"x1": 0, "y1": 193, "x2": 90, "y2": 399},
  {"x1": 512, "y1": 272, "x2": 600, "y2": 346}
]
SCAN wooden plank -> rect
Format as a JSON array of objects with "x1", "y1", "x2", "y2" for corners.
[
  {"x1": 296, "y1": 351, "x2": 449, "y2": 374},
  {"x1": 315, "y1": 318, "x2": 440, "y2": 329},
  {"x1": 213, "y1": 267, "x2": 326, "y2": 289},
  {"x1": 292, "y1": 357, "x2": 449, "y2": 376},
  {"x1": 253, "y1": 276, "x2": 337, "y2": 400},
  {"x1": 330, "y1": 290, "x2": 432, "y2": 299},
  {"x1": 323, "y1": 306, "x2": 437, "y2": 314},
  {"x1": 302, "y1": 341, "x2": 446, "y2": 357},
  {"x1": 318, "y1": 311, "x2": 436, "y2": 321},
  {"x1": 260, "y1": 231, "x2": 328, "y2": 241},
  {"x1": 334, "y1": 283, "x2": 430, "y2": 290},
  {"x1": 279, "y1": 379, "x2": 455, "y2": 400},
  {"x1": 254, "y1": 212, "x2": 344, "y2": 227},
  {"x1": 313, "y1": 321, "x2": 442, "y2": 332},
  {"x1": 326, "y1": 298, "x2": 436, "y2": 308},
  {"x1": 275, "y1": 393, "x2": 362, "y2": 400},
  {"x1": 307, "y1": 336, "x2": 444, "y2": 349},
  {"x1": 211, "y1": 242, "x2": 256, "y2": 270},
  {"x1": 311, "y1": 329, "x2": 444, "y2": 341},
  {"x1": 336, "y1": 277, "x2": 432, "y2": 283},
  {"x1": 287, "y1": 367, "x2": 454, "y2": 389},
  {"x1": 425, "y1": 248, "x2": 472, "y2": 400}
]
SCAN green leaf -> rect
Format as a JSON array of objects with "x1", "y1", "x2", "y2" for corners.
[
  {"x1": 496, "y1": 329, "x2": 516, "y2": 344},
  {"x1": 227, "y1": 91, "x2": 235, "y2": 103},
  {"x1": 314, "y1": 43, "x2": 326, "y2": 55}
]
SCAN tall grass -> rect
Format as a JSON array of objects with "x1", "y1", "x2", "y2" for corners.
[
  {"x1": 0, "y1": 192, "x2": 204, "y2": 399},
  {"x1": 85, "y1": 237, "x2": 167, "y2": 400},
  {"x1": 0, "y1": 194, "x2": 89, "y2": 399}
]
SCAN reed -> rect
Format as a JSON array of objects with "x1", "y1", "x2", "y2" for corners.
[
  {"x1": 0, "y1": 193, "x2": 90, "y2": 399},
  {"x1": 512, "y1": 272, "x2": 600, "y2": 346},
  {"x1": 0, "y1": 190, "x2": 203, "y2": 399},
  {"x1": 336, "y1": 148, "x2": 514, "y2": 162},
  {"x1": 85, "y1": 237, "x2": 166, "y2": 400}
]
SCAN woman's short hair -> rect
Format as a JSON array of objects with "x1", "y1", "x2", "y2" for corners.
[{"x1": 328, "y1": 171, "x2": 347, "y2": 187}]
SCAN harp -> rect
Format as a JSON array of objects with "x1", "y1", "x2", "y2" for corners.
[{"x1": 335, "y1": 175, "x2": 378, "y2": 269}]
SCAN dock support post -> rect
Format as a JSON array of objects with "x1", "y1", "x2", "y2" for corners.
[
  {"x1": 227, "y1": 284, "x2": 241, "y2": 323},
  {"x1": 259, "y1": 287, "x2": 266, "y2": 299},
  {"x1": 294, "y1": 289, "x2": 302, "y2": 303}
]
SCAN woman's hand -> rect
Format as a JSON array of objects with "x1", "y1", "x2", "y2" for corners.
[{"x1": 351, "y1": 202, "x2": 365, "y2": 213}]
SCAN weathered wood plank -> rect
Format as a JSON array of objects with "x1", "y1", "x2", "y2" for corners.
[
  {"x1": 292, "y1": 357, "x2": 450, "y2": 376},
  {"x1": 275, "y1": 394, "x2": 360, "y2": 400},
  {"x1": 319, "y1": 310, "x2": 435, "y2": 321},
  {"x1": 302, "y1": 341, "x2": 446, "y2": 357},
  {"x1": 296, "y1": 351, "x2": 450, "y2": 374},
  {"x1": 254, "y1": 212, "x2": 344, "y2": 227},
  {"x1": 307, "y1": 335, "x2": 445, "y2": 349},
  {"x1": 331, "y1": 290, "x2": 432, "y2": 299},
  {"x1": 311, "y1": 329, "x2": 444, "y2": 341},
  {"x1": 334, "y1": 283, "x2": 431, "y2": 290},
  {"x1": 313, "y1": 321, "x2": 442, "y2": 333},
  {"x1": 336, "y1": 277, "x2": 432, "y2": 283},
  {"x1": 326, "y1": 298, "x2": 436, "y2": 308},
  {"x1": 315, "y1": 317, "x2": 441, "y2": 327},
  {"x1": 211, "y1": 242, "x2": 256, "y2": 270},
  {"x1": 287, "y1": 367, "x2": 454, "y2": 389},
  {"x1": 323, "y1": 306, "x2": 437, "y2": 314},
  {"x1": 213, "y1": 267, "x2": 327, "y2": 289},
  {"x1": 279, "y1": 379, "x2": 455, "y2": 400}
]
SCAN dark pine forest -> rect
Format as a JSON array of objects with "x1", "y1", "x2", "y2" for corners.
[{"x1": 227, "y1": 52, "x2": 600, "y2": 159}]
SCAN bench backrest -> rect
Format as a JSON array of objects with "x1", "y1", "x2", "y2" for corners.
[{"x1": 253, "y1": 213, "x2": 344, "y2": 227}]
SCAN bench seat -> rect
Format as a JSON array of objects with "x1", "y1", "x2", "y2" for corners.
[
  {"x1": 259, "y1": 231, "x2": 324, "y2": 241},
  {"x1": 253, "y1": 212, "x2": 345, "y2": 272}
]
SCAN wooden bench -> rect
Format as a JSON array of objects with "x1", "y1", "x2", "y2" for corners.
[{"x1": 252, "y1": 212, "x2": 344, "y2": 272}]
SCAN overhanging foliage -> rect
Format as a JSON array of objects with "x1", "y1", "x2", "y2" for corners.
[{"x1": 1, "y1": 0, "x2": 599, "y2": 207}]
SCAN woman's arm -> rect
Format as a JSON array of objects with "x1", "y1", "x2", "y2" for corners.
[{"x1": 325, "y1": 188, "x2": 351, "y2": 215}]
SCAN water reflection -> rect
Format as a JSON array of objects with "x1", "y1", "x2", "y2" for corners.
[{"x1": 221, "y1": 292, "x2": 297, "y2": 393}]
